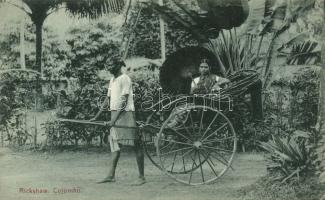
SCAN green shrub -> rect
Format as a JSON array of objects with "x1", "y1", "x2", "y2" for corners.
[{"x1": 259, "y1": 132, "x2": 316, "y2": 182}]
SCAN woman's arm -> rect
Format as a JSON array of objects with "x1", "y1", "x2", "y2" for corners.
[
  {"x1": 218, "y1": 77, "x2": 230, "y2": 85},
  {"x1": 190, "y1": 78, "x2": 199, "y2": 94},
  {"x1": 211, "y1": 76, "x2": 230, "y2": 92}
]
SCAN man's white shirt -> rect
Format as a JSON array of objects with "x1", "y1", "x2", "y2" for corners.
[{"x1": 107, "y1": 74, "x2": 135, "y2": 111}]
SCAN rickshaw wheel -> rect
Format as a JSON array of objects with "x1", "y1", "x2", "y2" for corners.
[
  {"x1": 142, "y1": 111, "x2": 203, "y2": 174},
  {"x1": 156, "y1": 105, "x2": 237, "y2": 185}
]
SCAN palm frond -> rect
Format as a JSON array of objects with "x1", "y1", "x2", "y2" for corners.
[
  {"x1": 144, "y1": 1, "x2": 208, "y2": 42},
  {"x1": 65, "y1": 0, "x2": 126, "y2": 18},
  {"x1": 239, "y1": 0, "x2": 266, "y2": 35},
  {"x1": 205, "y1": 30, "x2": 260, "y2": 76},
  {"x1": 277, "y1": 32, "x2": 309, "y2": 52},
  {"x1": 286, "y1": 41, "x2": 320, "y2": 65}
]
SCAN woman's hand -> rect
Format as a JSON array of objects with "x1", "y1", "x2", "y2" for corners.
[{"x1": 211, "y1": 84, "x2": 221, "y2": 92}]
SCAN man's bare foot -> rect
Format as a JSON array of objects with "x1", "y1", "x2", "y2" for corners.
[
  {"x1": 131, "y1": 177, "x2": 146, "y2": 186},
  {"x1": 96, "y1": 176, "x2": 116, "y2": 184}
]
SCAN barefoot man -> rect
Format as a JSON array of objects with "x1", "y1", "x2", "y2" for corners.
[{"x1": 91, "y1": 59, "x2": 145, "y2": 185}]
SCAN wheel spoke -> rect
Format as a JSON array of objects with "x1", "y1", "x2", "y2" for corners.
[
  {"x1": 202, "y1": 123, "x2": 228, "y2": 142},
  {"x1": 166, "y1": 127, "x2": 193, "y2": 142},
  {"x1": 198, "y1": 150, "x2": 205, "y2": 183},
  {"x1": 182, "y1": 156, "x2": 186, "y2": 173},
  {"x1": 211, "y1": 149, "x2": 233, "y2": 167},
  {"x1": 208, "y1": 155, "x2": 216, "y2": 166},
  {"x1": 181, "y1": 148, "x2": 194, "y2": 158},
  {"x1": 170, "y1": 152, "x2": 178, "y2": 173},
  {"x1": 202, "y1": 136, "x2": 235, "y2": 145},
  {"x1": 161, "y1": 143, "x2": 177, "y2": 164},
  {"x1": 199, "y1": 150, "x2": 218, "y2": 177},
  {"x1": 202, "y1": 148, "x2": 230, "y2": 167},
  {"x1": 160, "y1": 138, "x2": 192, "y2": 146},
  {"x1": 200, "y1": 112, "x2": 220, "y2": 140},
  {"x1": 160, "y1": 146, "x2": 192, "y2": 156},
  {"x1": 160, "y1": 140, "x2": 174, "y2": 152},
  {"x1": 188, "y1": 151, "x2": 197, "y2": 184},
  {"x1": 201, "y1": 149, "x2": 216, "y2": 166},
  {"x1": 189, "y1": 150, "x2": 199, "y2": 167}
]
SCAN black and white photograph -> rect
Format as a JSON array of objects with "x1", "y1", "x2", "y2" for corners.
[{"x1": 0, "y1": 0, "x2": 325, "y2": 199}]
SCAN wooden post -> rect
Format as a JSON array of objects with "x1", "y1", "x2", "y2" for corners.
[
  {"x1": 34, "y1": 115, "x2": 37, "y2": 148},
  {"x1": 1, "y1": 127, "x2": 3, "y2": 147},
  {"x1": 19, "y1": 3, "x2": 26, "y2": 70},
  {"x1": 159, "y1": 0, "x2": 166, "y2": 61}
]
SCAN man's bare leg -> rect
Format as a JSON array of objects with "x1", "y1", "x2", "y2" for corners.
[
  {"x1": 132, "y1": 139, "x2": 145, "y2": 185},
  {"x1": 135, "y1": 140, "x2": 144, "y2": 177},
  {"x1": 97, "y1": 151, "x2": 120, "y2": 183}
]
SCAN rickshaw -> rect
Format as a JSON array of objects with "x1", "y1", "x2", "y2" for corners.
[{"x1": 59, "y1": 46, "x2": 262, "y2": 186}]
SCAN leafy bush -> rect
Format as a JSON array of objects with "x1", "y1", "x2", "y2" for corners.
[
  {"x1": 50, "y1": 82, "x2": 108, "y2": 146},
  {"x1": 63, "y1": 22, "x2": 120, "y2": 86},
  {"x1": 259, "y1": 132, "x2": 315, "y2": 182},
  {"x1": 42, "y1": 117, "x2": 109, "y2": 148},
  {"x1": 264, "y1": 66, "x2": 319, "y2": 135},
  {"x1": 0, "y1": 71, "x2": 40, "y2": 146}
]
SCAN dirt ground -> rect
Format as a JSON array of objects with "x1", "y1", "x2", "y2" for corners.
[{"x1": 0, "y1": 147, "x2": 266, "y2": 200}]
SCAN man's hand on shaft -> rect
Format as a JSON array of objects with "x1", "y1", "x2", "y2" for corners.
[{"x1": 104, "y1": 121, "x2": 114, "y2": 127}]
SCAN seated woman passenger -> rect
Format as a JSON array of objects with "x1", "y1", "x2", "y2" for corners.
[
  {"x1": 191, "y1": 59, "x2": 230, "y2": 94},
  {"x1": 166, "y1": 59, "x2": 230, "y2": 128}
]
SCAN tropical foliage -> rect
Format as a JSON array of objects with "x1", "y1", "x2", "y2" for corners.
[
  {"x1": 0, "y1": 0, "x2": 126, "y2": 75},
  {"x1": 259, "y1": 133, "x2": 315, "y2": 182},
  {"x1": 63, "y1": 22, "x2": 120, "y2": 86}
]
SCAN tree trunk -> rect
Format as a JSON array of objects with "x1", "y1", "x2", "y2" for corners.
[
  {"x1": 33, "y1": 18, "x2": 45, "y2": 106},
  {"x1": 35, "y1": 21, "x2": 43, "y2": 74},
  {"x1": 158, "y1": 0, "x2": 166, "y2": 61}
]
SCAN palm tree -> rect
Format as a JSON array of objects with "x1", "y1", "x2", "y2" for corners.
[{"x1": 0, "y1": 0, "x2": 126, "y2": 74}]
